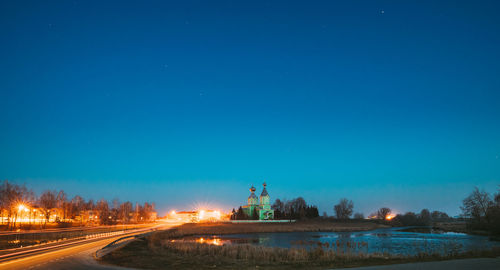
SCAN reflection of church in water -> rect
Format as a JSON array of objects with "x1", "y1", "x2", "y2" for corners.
[{"x1": 242, "y1": 183, "x2": 274, "y2": 220}]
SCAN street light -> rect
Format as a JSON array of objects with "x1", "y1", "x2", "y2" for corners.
[{"x1": 18, "y1": 204, "x2": 27, "y2": 212}]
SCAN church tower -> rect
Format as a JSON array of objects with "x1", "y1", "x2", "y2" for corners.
[
  {"x1": 248, "y1": 185, "x2": 258, "y2": 206},
  {"x1": 259, "y1": 182, "x2": 270, "y2": 208},
  {"x1": 258, "y1": 182, "x2": 274, "y2": 220}
]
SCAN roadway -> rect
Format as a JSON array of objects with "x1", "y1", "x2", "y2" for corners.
[
  {"x1": 0, "y1": 223, "x2": 179, "y2": 270},
  {"x1": 0, "y1": 224, "x2": 152, "y2": 236}
]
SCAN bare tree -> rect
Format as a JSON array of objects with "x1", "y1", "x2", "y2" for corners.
[
  {"x1": 461, "y1": 187, "x2": 493, "y2": 223},
  {"x1": 334, "y1": 198, "x2": 354, "y2": 219},
  {"x1": 377, "y1": 207, "x2": 391, "y2": 220},
  {"x1": 0, "y1": 180, "x2": 18, "y2": 228},
  {"x1": 84, "y1": 199, "x2": 96, "y2": 224},
  {"x1": 39, "y1": 191, "x2": 57, "y2": 227},
  {"x1": 70, "y1": 195, "x2": 85, "y2": 223},
  {"x1": 419, "y1": 209, "x2": 431, "y2": 225},
  {"x1": 96, "y1": 199, "x2": 111, "y2": 225},
  {"x1": 139, "y1": 202, "x2": 155, "y2": 222},
  {"x1": 0, "y1": 181, "x2": 6, "y2": 225},
  {"x1": 56, "y1": 190, "x2": 68, "y2": 222},
  {"x1": 272, "y1": 199, "x2": 284, "y2": 212},
  {"x1": 287, "y1": 197, "x2": 306, "y2": 213},
  {"x1": 493, "y1": 186, "x2": 500, "y2": 207},
  {"x1": 431, "y1": 211, "x2": 449, "y2": 221},
  {"x1": 0, "y1": 181, "x2": 31, "y2": 229},
  {"x1": 119, "y1": 201, "x2": 133, "y2": 224}
]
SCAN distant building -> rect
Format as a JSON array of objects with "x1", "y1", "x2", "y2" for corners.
[
  {"x1": 171, "y1": 211, "x2": 198, "y2": 222},
  {"x1": 242, "y1": 183, "x2": 274, "y2": 220},
  {"x1": 168, "y1": 209, "x2": 222, "y2": 222}
]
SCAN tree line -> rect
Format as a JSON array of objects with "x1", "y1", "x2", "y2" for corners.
[
  {"x1": 390, "y1": 209, "x2": 450, "y2": 226},
  {"x1": 460, "y1": 186, "x2": 500, "y2": 235},
  {"x1": 330, "y1": 198, "x2": 389, "y2": 220},
  {"x1": 0, "y1": 180, "x2": 157, "y2": 230},
  {"x1": 329, "y1": 197, "x2": 453, "y2": 227},
  {"x1": 272, "y1": 197, "x2": 319, "y2": 219}
]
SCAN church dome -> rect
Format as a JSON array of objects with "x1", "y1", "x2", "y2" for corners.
[
  {"x1": 248, "y1": 185, "x2": 258, "y2": 205},
  {"x1": 260, "y1": 182, "x2": 269, "y2": 197}
]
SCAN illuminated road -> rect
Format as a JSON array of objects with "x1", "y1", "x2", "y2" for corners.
[
  {"x1": 0, "y1": 223, "x2": 179, "y2": 270},
  {"x1": 0, "y1": 224, "x2": 152, "y2": 236}
]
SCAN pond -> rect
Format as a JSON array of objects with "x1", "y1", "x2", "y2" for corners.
[{"x1": 176, "y1": 227, "x2": 500, "y2": 256}]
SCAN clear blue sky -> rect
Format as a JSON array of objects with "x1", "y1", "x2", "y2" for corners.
[{"x1": 1, "y1": 1, "x2": 499, "y2": 216}]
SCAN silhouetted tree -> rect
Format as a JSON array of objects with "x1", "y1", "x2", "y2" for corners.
[
  {"x1": 377, "y1": 207, "x2": 391, "y2": 220},
  {"x1": 431, "y1": 211, "x2": 449, "y2": 221},
  {"x1": 272, "y1": 199, "x2": 285, "y2": 218},
  {"x1": 0, "y1": 181, "x2": 33, "y2": 229},
  {"x1": 495, "y1": 188, "x2": 500, "y2": 207},
  {"x1": 334, "y1": 198, "x2": 354, "y2": 219},
  {"x1": 305, "y1": 205, "x2": 319, "y2": 218},
  {"x1": 235, "y1": 206, "x2": 247, "y2": 220},
  {"x1": 461, "y1": 187, "x2": 493, "y2": 224},
  {"x1": 56, "y1": 190, "x2": 67, "y2": 222},
  {"x1": 97, "y1": 199, "x2": 112, "y2": 225},
  {"x1": 230, "y1": 208, "x2": 236, "y2": 220},
  {"x1": 0, "y1": 181, "x2": 19, "y2": 228},
  {"x1": 69, "y1": 195, "x2": 85, "y2": 223},
  {"x1": 418, "y1": 209, "x2": 431, "y2": 225},
  {"x1": 39, "y1": 190, "x2": 57, "y2": 227},
  {"x1": 272, "y1": 199, "x2": 284, "y2": 212},
  {"x1": 271, "y1": 197, "x2": 318, "y2": 220},
  {"x1": 119, "y1": 201, "x2": 133, "y2": 223},
  {"x1": 252, "y1": 208, "x2": 259, "y2": 220},
  {"x1": 461, "y1": 187, "x2": 500, "y2": 234},
  {"x1": 392, "y1": 212, "x2": 417, "y2": 226}
]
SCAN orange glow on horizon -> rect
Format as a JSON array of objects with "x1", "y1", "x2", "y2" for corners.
[{"x1": 385, "y1": 214, "x2": 396, "y2": 220}]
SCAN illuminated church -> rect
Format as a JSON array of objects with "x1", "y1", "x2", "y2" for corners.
[{"x1": 242, "y1": 183, "x2": 274, "y2": 220}]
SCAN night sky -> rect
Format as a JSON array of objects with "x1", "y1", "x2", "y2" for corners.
[{"x1": 1, "y1": 1, "x2": 499, "y2": 216}]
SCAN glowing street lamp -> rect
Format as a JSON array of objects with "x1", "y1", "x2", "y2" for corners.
[{"x1": 18, "y1": 204, "x2": 27, "y2": 212}]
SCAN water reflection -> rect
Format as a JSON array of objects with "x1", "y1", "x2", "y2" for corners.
[
  {"x1": 178, "y1": 227, "x2": 500, "y2": 255},
  {"x1": 172, "y1": 236, "x2": 227, "y2": 246},
  {"x1": 196, "y1": 237, "x2": 223, "y2": 246}
]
